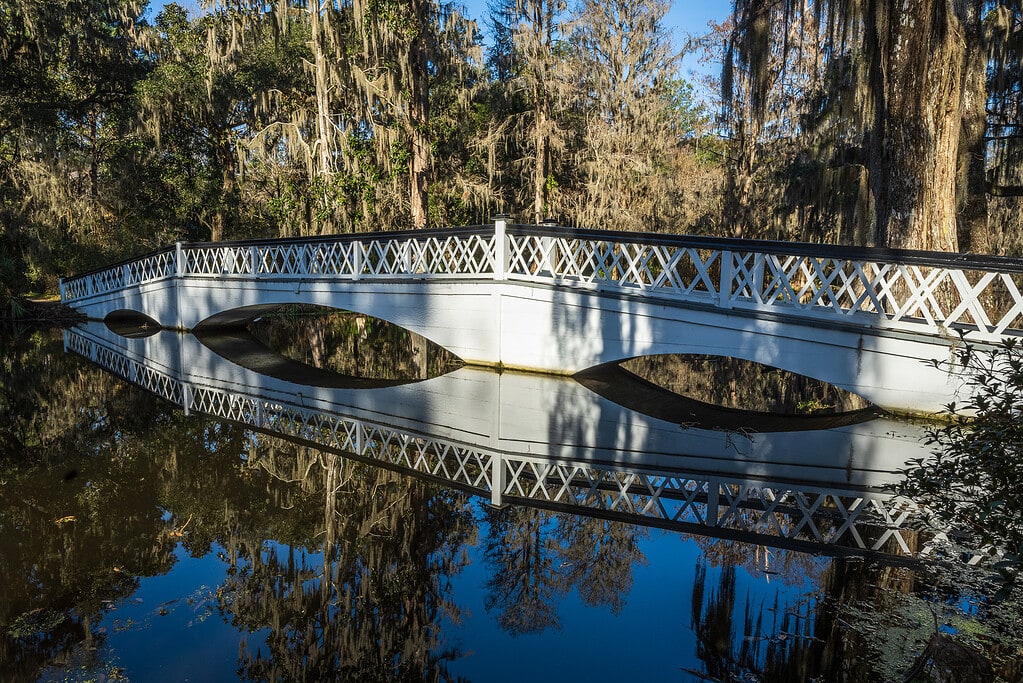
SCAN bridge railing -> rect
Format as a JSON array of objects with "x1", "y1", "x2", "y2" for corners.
[
  {"x1": 501, "y1": 223, "x2": 1023, "y2": 342},
  {"x1": 60, "y1": 246, "x2": 178, "y2": 301},
  {"x1": 61, "y1": 220, "x2": 1023, "y2": 342},
  {"x1": 59, "y1": 226, "x2": 496, "y2": 301}
]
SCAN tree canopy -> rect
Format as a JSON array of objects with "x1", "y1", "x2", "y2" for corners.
[{"x1": 0, "y1": 0, "x2": 1020, "y2": 302}]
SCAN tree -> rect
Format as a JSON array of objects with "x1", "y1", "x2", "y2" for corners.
[
  {"x1": 0, "y1": 0, "x2": 150, "y2": 288},
  {"x1": 352, "y1": 0, "x2": 481, "y2": 228},
  {"x1": 569, "y1": 0, "x2": 703, "y2": 232},
  {"x1": 489, "y1": 0, "x2": 571, "y2": 224},
  {"x1": 722, "y1": 0, "x2": 1023, "y2": 252}
]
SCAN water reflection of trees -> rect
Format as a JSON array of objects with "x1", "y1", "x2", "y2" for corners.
[
  {"x1": 247, "y1": 306, "x2": 462, "y2": 381},
  {"x1": 0, "y1": 330, "x2": 181, "y2": 679},
  {"x1": 215, "y1": 439, "x2": 477, "y2": 681},
  {"x1": 622, "y1": 354, "x2": 870, "y2": 414},
  {"x1": 481, "y1": 504, "x2": 647, "y2": 636},
  {"x1": 683, "y1": 544, "x2": 1006, "y2": 683},
  {"x1": 7, "y1": 328, "x2": 1021, "y2": 681},
  {"x1": 1, "y1": 330, "x2": 477, "y2": 680}
]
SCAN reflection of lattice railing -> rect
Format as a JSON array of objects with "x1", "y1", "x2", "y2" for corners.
[
  {"x1": 65, "y1": 332, "x2": 183, "y2": 404},
  {"x1": 61, "y1": 222, "x2": 1023, "y2": 344},
  {"x1": 491, "y1": 460, "x2": 922, "y2": 555},
  {"x1": 67, "y1": 329, "x2": 934, "y2": 558}
]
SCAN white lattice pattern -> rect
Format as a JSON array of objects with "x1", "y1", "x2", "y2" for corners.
[
  {"x1": 61, "y1": 248, "x2": 177, "y2": 300},
  {"x1": 61, "y1": 224, "x2": 1023, "y2": 344},
  {"x1": 179, "y1": 233, "x2": 495, "y2": 279},
  {"x1": 502, "y1": 232, "x2": 1023, "y2": 342},
  {"x1": 68, "y1": 329, "x2": 933, "y2": 558}
]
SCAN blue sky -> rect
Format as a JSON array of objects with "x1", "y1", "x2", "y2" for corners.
[
  {"x1": 459, "y1": 0, "x2": 731, "y2": 80},
  {"x1": 159, "y1": 0, "x2": 730, "y2": 84}
]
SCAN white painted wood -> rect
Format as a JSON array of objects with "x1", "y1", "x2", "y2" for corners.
[
  {"x1": 61, "y1": 223, "x2": 1023, "y2": 414},
  {"x1": 67, "y1": 321, "x2": 937, "y2": 557}
]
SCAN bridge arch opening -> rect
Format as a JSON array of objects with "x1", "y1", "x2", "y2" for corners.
[
  {"x1": 575, "y1": 354, "x2": 880, "y2": 431},
  {"x1": 196, "y1": 304, "x2": 463, "y2": 385},
  {"x1": 103, "y1": 310, "x2": 161, "y2": 338}
]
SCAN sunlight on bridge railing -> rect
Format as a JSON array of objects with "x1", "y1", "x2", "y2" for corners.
[{"x1": 60, "y1": 221, "x2": 1023, "y2": 343}]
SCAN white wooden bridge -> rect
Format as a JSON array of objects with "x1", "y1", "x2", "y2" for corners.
[
  {"x1": 60, "y1": 219, "x2": 1023, "y2": 414},
  {"x1": 66, "y1": 320, "x2": 938, "y2": 560}
]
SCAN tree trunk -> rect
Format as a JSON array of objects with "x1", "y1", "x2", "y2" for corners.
[
  {"x1": 408, "y1": 0, "x2": 430, "y2": 229},
  {"x1": 956, "y1": 3, "x2": 990, "y2": 254},
  {"x1": 724, "y1": 115, "x2": 761, "y2": 239},
  {"x1": 212, "y1": 133, "x2": 236, "y2": 242},
  {"x1": 533, "y1": 102, "x2": 547, "y2": 224},
  {"x1": 867, "y1": 0, "x2": 963, "y2": 252},
  {"x1": 311, "y1": 3, "x2": 333, "y2": 179},
  {"x1": 310, "y1": 2, "x2": 334, "y2": 236}
]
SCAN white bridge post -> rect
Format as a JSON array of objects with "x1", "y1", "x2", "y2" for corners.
[
  {"x1": 352, "y1": 242, "x2": 363, "y2": 281},
  {"x1": 174, "y1": 242, "x2": 185, "y2": 330},
  {"x1": 175, "y1": 242, "x2": 184, "y2": 277},
  {"x1": 719, "y1": 250, "x2": 734, "y2": 309},
  {"x1": 490, "y1": 452, "x2": 507, "y2": 508},
  {"x1": 493, "y1": 214, "x2": 509, "y2": 280}
]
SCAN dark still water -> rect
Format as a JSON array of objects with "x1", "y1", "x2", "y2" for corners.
[{"x1": 0, "y1": 316, "x2": 1018, "y2": 682}]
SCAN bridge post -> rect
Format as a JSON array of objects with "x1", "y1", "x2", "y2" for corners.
[
  {"x1": 493, "y1": 214, "x2": 509, "y2": 280},
  {"x1": 174, "y1": 242, "x2": 185, "y2": 330},
  {"x1": 540, "y1": 218, "x2": 559, "y2": 276},
  {"x1": 352, "y1": 242, "x2": 363, "y2": 281},
  {"x1": 490, "y1": 453, "x2": 508, "y2": 508},
  {"x1": 175, "y1": 242, "x2": 184, "y2": 276},
  {"x1": 719, "y1": 250, "x2": 734, "y2": 309}
]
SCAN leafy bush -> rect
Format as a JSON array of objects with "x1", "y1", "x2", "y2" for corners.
[{"x1": 897, "y1": 340, "x2": 1023, "y2": 589}]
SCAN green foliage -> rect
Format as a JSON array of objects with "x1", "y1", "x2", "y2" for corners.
[
  {"x1": 662, "y1": 78, "x2": 711, "y2": 141},
  {"x1": 0, "y1": 0, "x2": 729, "y2": 295},
  {"x1": 898, "y1": 340, "x2": 1023, "y2": 588}
]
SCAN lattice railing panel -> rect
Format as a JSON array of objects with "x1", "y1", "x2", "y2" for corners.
[
  {"x1": 503, "y1": 231, "x2": 1023, "y2": 341},
  {"x1": 177, "y1": 234, "x2": 496, "y2": 280},
  {"x1": 61, "y1": 249, "x2": 176, "y2": 300},
  {"x1": 61, "y1": 224, "x2": 1023, "y2": 343}
]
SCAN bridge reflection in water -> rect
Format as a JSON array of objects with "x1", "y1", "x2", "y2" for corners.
[{"x1": 65, "y1": 320, "x2": 938, "y2": 561}]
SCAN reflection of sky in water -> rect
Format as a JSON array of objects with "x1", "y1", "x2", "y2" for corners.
[
  {"x1": 54, "y1": 517, "x2": 825, "y2": 682},
  {"x1": 40, "y1": 547, "x2": 257, "y2": 681},
  {"x1": 28, "y1": 322, "x2": 941, "y2": 680},
  {"x1": 444, "y1": 524, "x2": 705, "y2": 682},
  {"x1": 443, "y1": 522, "x2": 825, "y2": 682}
]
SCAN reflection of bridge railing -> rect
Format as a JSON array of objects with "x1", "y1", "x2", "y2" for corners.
[
  {"x1": 66, "y1": 328, "x2": 931, "y2": 560},
  {"x1": 61, "y1": 221, "x2": 1023, "y2": 343}
]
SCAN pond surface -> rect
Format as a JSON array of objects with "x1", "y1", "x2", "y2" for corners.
[{"x1": 0, "y1": 315, "x2": 1016, "y2": 681}]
